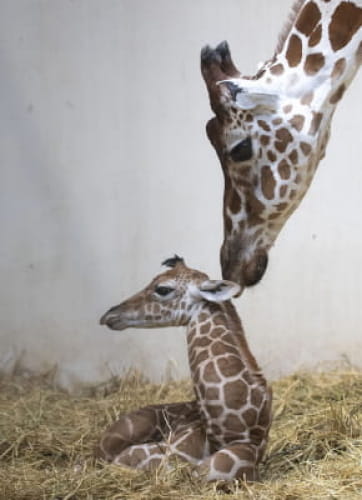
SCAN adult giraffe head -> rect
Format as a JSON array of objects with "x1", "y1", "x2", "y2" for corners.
[{"x1": 201, "y1": 0, "x2": 361, "y2": 291}]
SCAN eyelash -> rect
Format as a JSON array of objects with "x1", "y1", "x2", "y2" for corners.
[
  {"x1": 155, "y1": 286, "x2": 174, "y2": 296},
  {"x1": 229, "y1": 137, "x2": 252, "y2": 162}
]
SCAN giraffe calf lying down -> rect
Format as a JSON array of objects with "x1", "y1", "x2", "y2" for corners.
[{"x1": 97, "y1": 256, "x2": 272, "y2": 482}]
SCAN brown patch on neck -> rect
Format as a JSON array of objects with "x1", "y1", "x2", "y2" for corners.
[
  {"x1": 308, "y1": 111, "x2": 323, "y2": 135},
  {"x1": 260, "y1": 135, "x2": 270, "y2": 146},
  {"x1": 328, "y1": 2, "x2": 362, "y2": 51},
  {"x1": 304, "y1": 52, "x2": 325, "y2": 75},
  {"x1": 270, "y1": 63, "x2": 284, "y2": 75},
  {"x1": 296, "y1": 1, "x2": 321, "y2": 36},
  {"x1": 289, "y1": 114, "x2": 305, "y2": 131},
  {"x1": 288, "y1": 149, "x2": 299, "y2": 165},
  {"x1": 285, "y1": 34, "x2": 303, "y2": 67},
  {"x1": 275, "y1": 0, "x2": 306, "y2": 54},
  {"x1": 308, "y1": 24, "x2": 322, "y2": 47},
  {"x1": 222, "y1": 302, "x2": 262, "y2": 374},
  {"x1": 275, "y1": 127, "x2": 294, "y2": 153},
  {"x1": 278, "y1": 159, "x2": 291, "y2": 180},
  {"x1": 329, "y1": 83, "x2": 346, "y2": 104},
  {"x1": 331, "y1": 58, "x2": 346, "y2": 79},
  {"x1": 267, "y1": 150, "x2": 277, "y2": 162},
  {"x1": 258, "y1": 120, "x2": 271, "y2": 132},
  {"x1": 300, "y1": 141, "x2": 312, "y2": 155},
  {"x1": 357, "y1": 41, "x2": 362, "y2": 65}
]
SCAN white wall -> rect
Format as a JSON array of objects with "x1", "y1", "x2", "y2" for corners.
[{"x1": 1, "y1": 0, "x2": 361, "y2": 388}]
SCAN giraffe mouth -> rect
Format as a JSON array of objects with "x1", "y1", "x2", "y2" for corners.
[{"x1": 99, "y1": 310, "x2": 128, "y2": 331}]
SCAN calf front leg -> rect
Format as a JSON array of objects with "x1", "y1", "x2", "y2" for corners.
[{"x1": 200, "y1": 441, "x2": 259, "y2": 482}]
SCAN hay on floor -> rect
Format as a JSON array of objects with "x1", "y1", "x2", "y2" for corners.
[{"x1": 0, "y1": 365, "x2": 361, "y2": 499}]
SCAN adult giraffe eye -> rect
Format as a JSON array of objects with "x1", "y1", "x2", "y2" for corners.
[
  {"x1": 230, "y1": 137, "x2": 252, "y2": 162},
  {"x1": 155, "y1": 286, "x2": 174, "y2": 296}
]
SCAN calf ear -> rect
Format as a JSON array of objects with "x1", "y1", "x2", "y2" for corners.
[{"x1": 197, "y1": 280, "x2": 241, "y2": 303}]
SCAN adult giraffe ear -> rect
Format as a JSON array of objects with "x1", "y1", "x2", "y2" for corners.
[
  {"x1": 219, "y1": 79, "x2": 279, "y2": 113},
  {"x1": 196, "y1": 280, "x2": 241, "y2": 303}
]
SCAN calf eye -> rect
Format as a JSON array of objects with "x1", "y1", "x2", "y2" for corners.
[
  {"x1": 230, "y1": 137, "x2": 252, "y2": 162},
  {"x1": 155, "y1": 286, "x2": 174, "y2": 296}
]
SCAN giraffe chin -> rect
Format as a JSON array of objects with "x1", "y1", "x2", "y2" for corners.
[
  {"x1": 242, "y1": 251, "x2": 269, "y2": 288},
  {"x1": 222, "y1": 250, "x2": 268, "y2": 292}
]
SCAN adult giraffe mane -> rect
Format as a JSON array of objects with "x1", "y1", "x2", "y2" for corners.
[{"x1": 275, "y1": 0, "x2": 306, "y2": 55}]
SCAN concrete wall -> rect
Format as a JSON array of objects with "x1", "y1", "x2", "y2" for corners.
[{"x1": 1, "y1": 0, "x2": 361, "y2": 388}]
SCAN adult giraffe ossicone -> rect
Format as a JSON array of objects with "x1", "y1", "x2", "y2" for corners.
[
  {"x1": 97, "y1": 256, "x2": 272, "y2": 482},
  {"x1": 201, "y1": 0, "x2": 362, "y2": 291}
]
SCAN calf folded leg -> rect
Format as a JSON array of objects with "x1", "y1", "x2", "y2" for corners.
[{"x1": 96, "y1": 401, "x2": 198, "y2": 461}]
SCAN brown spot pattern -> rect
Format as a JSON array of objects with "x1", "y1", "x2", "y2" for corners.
[
  {"x1": 211, "y1": 341, "x2": 227, "y2": 356},
  {"x1": 267, "y1": 150, "x2": 277, "y2": 162},
  {"x1": 270, "y1": 63, "x2": 284, "y2": 75},
  {"x1": 304, "y1": 52, "x2": 325, "y2": 75},
  {"x1": 205, "y1": 387, "x2": 219, "y2": 399},
  {"x1": 250, "y1": 389, "x2": 264, "y2": 407},
  {"x1": 218, "y1": 356, "x2": 243, "y2": 377},
  {"x1": 224, "y1": 414, "x2": 245, "y2": 432},
  {"x1": 200, "y1": 322, "x2": 211, "y2": 335},
  {"x1": 246, "y1": 193, "x2": 265, "y2": 223},
  {"x1": 332, "y1": 58, "x2": 346, "y2": 79},
  {"x1": 279, "y1": 185, "x2": 288, "y2": 198},
  {"x1": 242, "y1": 407, "x2": 258, "y2": 425},
  {"x1": 278, "y1": 159, "x2": 291, "y2": 180},
  {"x1": 285, "y1": 34, "x2": 303, "y2": 67},
  {"x1": 329, "y1": 84, "x2": 346, "y2": 104},
  {"x1": 308, "y1": 112, "x2": 323, "y2": 135},
  {"x1": 193, "y1": 336, "x2": 211, "y2": 348},
  {"x1": 224, "y1": 380, "x2": 248, "y2": 409},
  {"x1": 272, "y1": 117, "x2": 283, "y2": 126},
  {"x1": 275, "y1": 127, "x2": 293, "y2": 153},
  {"x1": 260, "y1": 135, "x2": 270, "y2": 146},
  {"x1": 206, "y1": 404, "x2": 224, "y2": 418},
  {"x1": 261, "y1": 165, "x2": 276, "y2": 200},
  {"x1": 289, "y1": 115, "x2": 305, "y2": 131},
  {"x1": 210, "y1": 326, "x2": 226, "y2": 338},
  {"x1": 301, "y1": 91, "x2": 314, "y2": 105},
  {"x1": 289, "y1": 149, "x2": 299, "y2": 164},
  {"x1": 309, "y1": 24, "x2": 322, "y2": 47},
  {"x1": 191, "y1": 351, "x2": 209, "y2": 368},
  {"x1": 257, "y1": 120, "x2": 271, "y2": 132},
  {"x1": 203, "y1": 361, "x2": 221, "y2": 383},
  {"x1": 300, "y1": 142, "x2": 312, "y2": 155},
  {"x1": 283, "y1": 104, "x2": 293, "y2": 114},
  {"x1": 296, "y1": 1, "x2": 321, "y2": 36},
  {"x1": 329, "y1": 2, "x2": 362, "y2": 52}
]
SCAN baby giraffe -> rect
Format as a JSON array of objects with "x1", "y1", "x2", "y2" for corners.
[{"x1": 98, "y1": 256, "x2": 272, "y2": 482}]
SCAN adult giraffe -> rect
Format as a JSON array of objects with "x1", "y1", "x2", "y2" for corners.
[{"x1": 201, "y1": 0, "x2": 362, "y2": 292}]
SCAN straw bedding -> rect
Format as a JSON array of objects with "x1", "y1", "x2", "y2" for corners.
[{"x1": 0, "y1": 365, "x2": 361, "y2": 499}]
